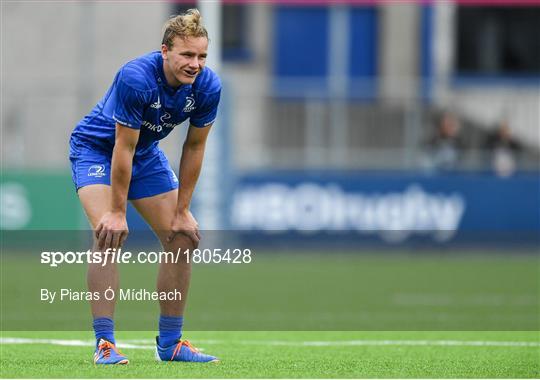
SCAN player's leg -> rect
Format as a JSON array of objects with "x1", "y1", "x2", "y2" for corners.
[
  {"x1": 129, "y1": 149, "x2": 218, "y2": 362},
  {"x1": 128, "y1": 152, "x2": 191, "y2": 318},
  {"x1": 132, "y1": 190, "x2": 194, "y2": 315},
  {"x1": 132, "y1": 190, "x2": 218, "y2": 363},
  {"x1": 131, "y1": 189, "x2": 193, "y2": 319},
  {"x1": 77, "y1": 185, "x2": 128, "y2": 364},
  {"x1": 78, "y1": 185, "x2": 119, "y2": 319},
  {"x1": 71, "y1": 150, "x2": 128, "y2": 364}
]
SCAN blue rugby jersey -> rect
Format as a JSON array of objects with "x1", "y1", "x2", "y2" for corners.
[{"x1": 71, "y1": 51, "x2": 221, "y2": 157}]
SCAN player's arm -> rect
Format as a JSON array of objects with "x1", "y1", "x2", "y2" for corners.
[
  {"x1": 110, "y1": 123, "x2": 139, "y2": 213},
  {"x1": 167, "y1": 124, "x2": 212, "y2": 245},
  {"x1": 96, "y1": 123, "x2": 140, "y2": 250}
]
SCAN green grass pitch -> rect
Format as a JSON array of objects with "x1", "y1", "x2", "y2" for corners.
[
  {"x1": 1, "y1": 251, "x2": 539, "y2": 377},
  {"x1": 1, "y1": 330, "x2": 539, "y2": 378}
]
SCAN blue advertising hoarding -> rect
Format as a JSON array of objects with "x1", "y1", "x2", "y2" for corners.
[{"x1": 231, "y1": 171, "x2": 540, "y2": 247}]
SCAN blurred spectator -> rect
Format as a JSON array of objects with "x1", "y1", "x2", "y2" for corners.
[
  {"x1": 484, "y1": 120, "x2": 522, "y2": 177},
  {"x1": 423, "y1": 111, "x2": 465, "y2": 172}
]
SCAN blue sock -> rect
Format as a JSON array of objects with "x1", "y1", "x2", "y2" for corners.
[
  {"x1": 93, "y1": 317, "x2": 115, "y2": 344},
  {"x1": 158, "y1": 315, "x2": 184, "y2": 347}
]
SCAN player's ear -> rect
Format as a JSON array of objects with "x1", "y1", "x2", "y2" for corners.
[{"x1": 161, "y1": 44, "x2": 168, "y2": 60}]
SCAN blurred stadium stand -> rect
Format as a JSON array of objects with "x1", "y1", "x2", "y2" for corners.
[{"x1": 1, "y1": 1, "x2": 539, "y2": 246}]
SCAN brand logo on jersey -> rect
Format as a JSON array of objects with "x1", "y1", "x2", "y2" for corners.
[
  {"x1": 150, "y1": 96, "x2": 161, "y2": 109},
  {"x1": 88, "y1": 164, "x2": 106, "y2": 178},
  {"x1": 183, "y1": 96, "x2": 196, "y2": 113},
  {"x1": 160, "y1": 112, "x2": 171, "y2": 123},
  {"x1": 142, "y1": 111, "x2": 180, "y2": 132}
]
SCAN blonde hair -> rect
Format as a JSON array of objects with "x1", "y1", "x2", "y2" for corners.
[{"x1": 162, "y1": 9, "x2": 208, "y2": 48}]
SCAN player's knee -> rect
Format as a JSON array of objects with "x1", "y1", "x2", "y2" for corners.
[{"x1": 164, "y1": 236, "x2": 197, "y2": 253}]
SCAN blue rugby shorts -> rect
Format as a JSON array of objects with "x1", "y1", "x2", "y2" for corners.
[{"x1": 69, "y1": 145, "x2": 178, "y2": 200}]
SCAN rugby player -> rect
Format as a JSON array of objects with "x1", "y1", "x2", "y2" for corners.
[{"x1": 69, "y1": 9, "x2": 220, "y2": 364}]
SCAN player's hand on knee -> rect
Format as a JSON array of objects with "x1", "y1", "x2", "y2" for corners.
[
  {"x1": 95, "y1": 211, "x2": 129, "y2": 251},
  {"x1": 167, "y1": 209, "x2": 201, "y2": 247}
]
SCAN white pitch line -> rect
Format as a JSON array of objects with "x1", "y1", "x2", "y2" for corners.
[
  {"x1": 1, "y1": 337, "x2": 539, "y2": 349},
  {"x1": 0, "y1": 338, "x2": 154, "y2": 350}
]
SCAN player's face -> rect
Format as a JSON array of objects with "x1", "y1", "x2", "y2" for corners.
[{"x1": 161, "y1": 36, "x2": 208, "y2": 86}]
